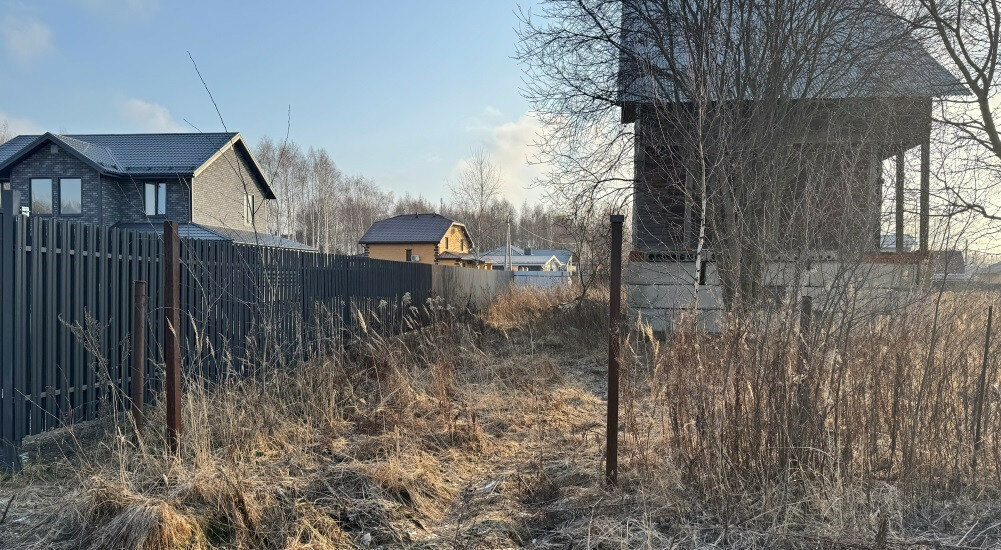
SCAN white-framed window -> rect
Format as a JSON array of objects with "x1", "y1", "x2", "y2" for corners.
[
  {"x1": 244, "y1": 194, "x2": 255, "y2": 225},
  {"x1": 30, "y1": 178, "x2": 53, "y2": 215},
  {"x1": 144, "y1": 182, "x2": 166, "y2": 216},
  {"x1": 60, "y1": 178, "x2": 82, "y2": 215}
]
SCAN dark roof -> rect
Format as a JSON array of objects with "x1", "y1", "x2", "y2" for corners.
[
  {"x1": 114, "y1": 222, "x2": 314, "y2": 250},
  {"x1": 204, "y1": 225, "x2": 315, "y2": 250},
  {"x1": 114, "y1": 221, "x2": 228, "y2": 241},
  {"x1": 359, "y1": 213, "x2": 464, "y2": 245},
  {"x1": 0, "y1": 132, "x2": 275, "y2": 199},
  {"x1": 618, "y1": 0, "x2": 968, "y2": 103}
]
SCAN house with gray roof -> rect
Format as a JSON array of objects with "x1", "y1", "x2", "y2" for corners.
[
  {"x1": 0, "y1": 132, "x2": 311, "y2": 249},
  {"x1": 482, "y1": 245, "x2": 576, "y2": 273},
  {"x1": 359, "y1": 213, "x2": 493, "y2": 268}
]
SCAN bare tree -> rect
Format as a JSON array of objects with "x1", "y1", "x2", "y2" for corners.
[
  {"x1": 894, "y1": 0, "x2": 1001, "y2": 233},
  {"x1": 448, "y1": 149, "x2": 504, "y2": 258},
  {"x1": 0, "y1": 120, "x2": 11, "y2": 145},
  {"x1": 519, "y1": 0, "x2": 960, "y2": 306}
]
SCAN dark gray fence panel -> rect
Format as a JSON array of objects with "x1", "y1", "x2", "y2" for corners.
[{"x1": 1, "y1": 216, "x2": 509, "y2": 467}]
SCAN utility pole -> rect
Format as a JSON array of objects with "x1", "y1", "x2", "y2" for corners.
[{"x1": 506, "y1": 219, "x2": 512, "y2": 270}]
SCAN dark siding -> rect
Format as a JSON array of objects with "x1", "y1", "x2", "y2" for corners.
[
  {"x1": 191, "y1": 146, "x2": 269, "y2": 229},
  {"x1": 632, "y1": 116, "x2": 692, "y2": 253},
  {"x1": 8, "y1": 145, "x2": 102, "y2": 224}
]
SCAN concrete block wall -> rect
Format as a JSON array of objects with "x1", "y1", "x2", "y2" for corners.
[
  {"x1": 629, "y1": 257, "x2": 919, "y2": 333},
  {"x1": 626, "y1": 260, "x2": 725, "y2": 332}
]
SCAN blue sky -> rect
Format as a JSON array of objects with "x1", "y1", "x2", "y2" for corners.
[{"x1": 0, "y1": 0, "x2": 546, "y2": 203}]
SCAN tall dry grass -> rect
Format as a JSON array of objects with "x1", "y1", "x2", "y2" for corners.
[
  {"x1": 7, "y1": 299, "x2": 504, "y2": 549},
  {"x1": 5, "y1": 285, "x2": 1001, "y2": 548},
  {"x1": 622, "y1": 292, "x2": 1001, "y2": 490}
]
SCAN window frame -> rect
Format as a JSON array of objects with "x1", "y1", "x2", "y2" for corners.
[
  {"x1": 30, "y1": 178, "x2": 53, "y2": 216},
  {"x1": 144, "y1": 182, "x2": 167, "y2": 217},
  {"x1": 59, "y1": 178, "x2": 83, "y2": 216},
  {"x1": 405, "y1": 248, "x2": 413, "y2": 262},
  {"x1": 244, "y1": 193, "x2": 255, "y2": 226}
]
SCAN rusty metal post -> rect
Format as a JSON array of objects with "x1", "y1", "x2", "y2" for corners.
[
  {"x1": 973, "y1": 305, "x2": 993, "y2": 472},
  {"x1": 163, "y1": 221, "x2": 181, "y2": 454},
  {"x1": 131, "y1": 280, "x2": 147, "y2": 433},
  {"x1": 606, "y1": 214, "x2": 624, "y2": 484}
]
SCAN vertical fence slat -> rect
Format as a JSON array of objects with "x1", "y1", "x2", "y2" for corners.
[{"x1": 2, "y1": 216, "x2": 505, "y2": 454}]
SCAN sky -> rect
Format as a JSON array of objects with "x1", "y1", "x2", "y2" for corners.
[{"x1": 0, "y1": 0, "x2": 547, "y2": 205}]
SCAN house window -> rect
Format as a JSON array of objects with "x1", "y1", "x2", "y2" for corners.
[
  {"x1": 145, "y1": 182, "x2": 166, "y2": 216},
  {"x1": 60, "y1": 178, "x2": 82, "y2": 215},
  {"x1": 405, "y1": 248, "x2": 413, "y2": 262},
  {"x1": 30, "y1": 178, "x2": 53, "y2": 215},
  {"x1": 244, "y1": 194, "x2": 255, "y2": 225},
  {"x1": 445, "y1": 237, "x2": 449, "y2": 250}
]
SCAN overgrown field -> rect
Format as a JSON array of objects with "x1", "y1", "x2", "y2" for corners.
[{"x1": 1, "y1": 287, "x2": 1000, "y2": 549}]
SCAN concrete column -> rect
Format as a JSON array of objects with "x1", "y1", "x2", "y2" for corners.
[{"x1": 919, "y1": 136, "x2": 930, "y2": 253}]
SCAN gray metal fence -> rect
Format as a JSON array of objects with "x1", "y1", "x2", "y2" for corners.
[{"x1": 0, "y1": 214, "x2": 507, "y2": 467}]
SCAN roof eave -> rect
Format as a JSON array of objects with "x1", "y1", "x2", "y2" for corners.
[
  {"x1": 0, "y1": 133, "x2": 114, "y2": 179},
  {"x1": 359, "y1": 239, "x2": 442, "y2": 245}
]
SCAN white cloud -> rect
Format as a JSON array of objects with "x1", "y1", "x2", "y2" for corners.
[
  {"x1": 458, "y1": 111, "x2": 551, "y2": 204},
  {"x1": 482, "y1": 106, "x2": 503, "y2": 118},
  {"x1": 118, "y1": 98, "x2": 183, "y2": 132},
  {"x1": 76, "y1": 0, "x2": 160, "y2": 19},
  {"x1": 0, "y1": 111, "x2": 44, "y2": 136},
  {"x1": 0, "y1": 14, "x2": 54, "y2": 63}
]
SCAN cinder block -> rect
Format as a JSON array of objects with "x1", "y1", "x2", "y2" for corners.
[
  {"x1": 625, "y1": 260, "x2": 720, "y2": 286},
  {"x1": 627, "y1": 282, "x2": 724, "y2": 310}
]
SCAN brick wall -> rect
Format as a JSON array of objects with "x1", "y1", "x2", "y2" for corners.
[
  {"x1": 113, "y1": 176, "x2": 191, "y2": 224},
  {"x1": 9, "y1": 144, "x2": 102, "y2": 224},
  {"x1": 191, "y1": 146, "x2": 270, "y2": 230}
]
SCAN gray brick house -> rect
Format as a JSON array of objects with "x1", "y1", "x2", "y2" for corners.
[{"x1": 0, "y1": 132, "x2": 310, "y2": 249}]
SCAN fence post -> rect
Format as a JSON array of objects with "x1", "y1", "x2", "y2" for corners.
[
  {"x1": 163, "y1": 221, "x2": 181, "y2": 454},
  {"x1": 0, "y1": 190, "x2": 20, "y2": 471},
  {"x1": 131, "y1": 280, "x2": 147, "y2": 434},
  {"x1": 606, "y1": 213, "x2": 624, "y2": 484},
  {"x1": 973, "y1": 305, "x2": 993, "y2": 473}
]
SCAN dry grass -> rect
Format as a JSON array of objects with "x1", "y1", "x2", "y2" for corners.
[{"x1": 1, "y1": 288, "x2": 1001, "y2": 548}]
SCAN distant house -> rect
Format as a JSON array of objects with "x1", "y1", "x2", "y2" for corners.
[
  {"x1": 931, "y1": 249, "x2": 966, "y2": 275},
  {"x1": 359, "y1": 213, "x2": 492, "y2": 269},
  {"x1": 0, "y1": 132, "x2": 311, "y2": 249},
  {"x1": 880, "y1": 234, "x2": 917, "y2": 253},
  {"x1": 482, "y1": 246, "x2": 575, "y2": 272}
]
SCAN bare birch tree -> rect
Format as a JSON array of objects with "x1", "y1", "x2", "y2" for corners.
[{"x1": 449, "y1": 149, "x2": 504, "y2": 257}]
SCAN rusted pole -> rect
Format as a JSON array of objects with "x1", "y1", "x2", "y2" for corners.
[
  {"x1": 131, "y1": 280, "x2": 147, "y2": 433},
  {"x1": 164, "y1": 221, "x2": 181, "y2": 454},
  {"x1": 973, "y1": 305, "x2": 993, "y2": 473},
  {"x1": 607, "y1": 214, "x2": 624, "y2": 484}
]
